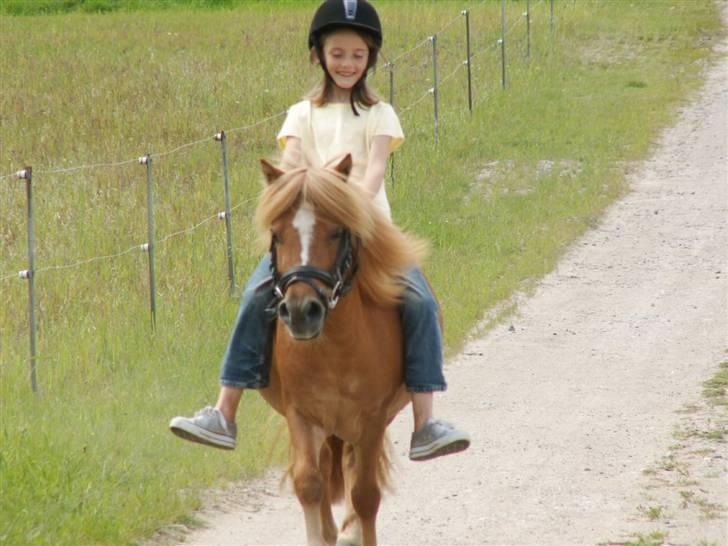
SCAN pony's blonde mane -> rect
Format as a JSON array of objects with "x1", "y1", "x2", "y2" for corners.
[{"x1": 256, "y1": 163, "x2": 427, "y2": 305}]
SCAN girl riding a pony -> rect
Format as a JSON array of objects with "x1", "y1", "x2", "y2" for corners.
[{"x1": 170, "y1": 0, "x2": 470, "y2": 462}]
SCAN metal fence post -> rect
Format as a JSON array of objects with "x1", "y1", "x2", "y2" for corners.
[
  {"x1": 430, "y1": 34, "x2": 439, "y2": 144},
  {"x1": 388, "y1": 62, "x2": 395, "y2": 109},
  {"x1": 214, "y1": 131, "x2": 236, "y2": 297},
  {"x1": 388, "y1": 62, "x2": 396, "y2": 186},
  {"x1": 551, "y1": 0, "x2": 555, "y2": 34},
  {"x1": 526, "y1": 0, "x2": 531, "y2": 62},
  {"x1": 139, "y1": 154, "x2": 157, "y2": 329},
  {"x1": 500, "y1": 0, "x2": 507, "y2": 89},
  {"x1": 17, "y1": 167, "x2": 38, "y2": 392},
  {"x1": 463, "y1": 10, "x2": 473, "y2": 113}
]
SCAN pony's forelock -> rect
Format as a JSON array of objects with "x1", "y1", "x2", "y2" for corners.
[
  {"x1": 255, "y1": 163, "x2": 426, "y2": 304},
  {"x1": 256, "y1": 165, "x2": 374, "y2": 240}
]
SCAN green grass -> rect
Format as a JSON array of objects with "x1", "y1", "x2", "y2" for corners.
[
  {"x1": 703, "y1": 360, "x2": 728, "y2": 407},
  {"x1": 637, "y1": 504, "x2": 666, "y2": 522},
  {"x1": 0, "y1": 0, "x2": 296, "y2": 15},
  {"x1": 626, "y1": 531, "x2": 669, "y2": 546},
  {"x1": 0, "y1": 1, "x2": 723, "y2": 544}
]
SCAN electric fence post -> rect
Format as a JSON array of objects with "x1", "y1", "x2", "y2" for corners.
[
  {"x1": 500, "y1": 0, "x2": 507, "y2": 89},
  {"x1": 388, "y1": 62, "x2": 396, "y2": 185},
  {"x1": 430, "y1": 34, "x2": 439, "y2": 144},
  {"x1": 463, "y1": 10, "x2": 473, "y2": 113},
  {"x1": 17, "y1": 167, "x2": 38, "y2": 392},
  {"x1": 214, "y1": 131, "x2": 236, "y2": 297},
  {"x1": 138, "y1": 154, "x2": 157, "y2": 329}
]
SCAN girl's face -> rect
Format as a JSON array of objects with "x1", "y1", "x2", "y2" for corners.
[{"x1": 322, "y1": 30, "x2": 370, "y2": 91}]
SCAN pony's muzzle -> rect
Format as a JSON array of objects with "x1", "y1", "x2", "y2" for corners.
[{"x1": 278, "y1": 295, "x2": 326, "y2": 340}]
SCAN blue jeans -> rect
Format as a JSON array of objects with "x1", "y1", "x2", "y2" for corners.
[{"x1": 219, "y1": 255, "x2": 447, "y2": 393}]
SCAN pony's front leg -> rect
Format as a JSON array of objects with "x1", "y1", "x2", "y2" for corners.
[
  {"x1": 287, "y1": 410, "x2": 332, "y2": 546},
  {"x1": 350, "y1": 433, "x2": 385, "y2": 546},
  {"x1": 318, "y1": 438, "x2": 339, "y2": 544},
  {"x1": 338, "y1": 443, "x2": 362, "y2": 546}
]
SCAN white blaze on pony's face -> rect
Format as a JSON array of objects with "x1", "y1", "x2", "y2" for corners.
[{"x1": 292, "y1": 201, "x2": 316, "y2": 266}]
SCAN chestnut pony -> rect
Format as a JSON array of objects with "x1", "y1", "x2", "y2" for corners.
[{"x1": 256, "y1": 155, "x2": 426, "y2": 546}]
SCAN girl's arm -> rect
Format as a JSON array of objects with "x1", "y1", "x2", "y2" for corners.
[
  {"x1": 280, "y1": 136, "x2": 302, "y2": 169},
  {"x1": 362, "y1": 135, "x2": 392, "y2": 197}
]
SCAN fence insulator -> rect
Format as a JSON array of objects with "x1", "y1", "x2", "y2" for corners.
[
  {"x1": 16, "y1": 169, "x2": 29, "y2": 179},
  {"x1": 214, "y1": 132, "x2": 224, "y2": 142},
  {"x1": 140, "y1": 243, "x2": 150, "y2": 252},
  {"x1": 138, "y1": 156, "x2": 149, "y2": 165},
  {"x1": 19, "y1": 270, "x2": 32, "y2": 279},
  {"x1": 217, "y1": 211, "x2": 227, "y2": 220}
]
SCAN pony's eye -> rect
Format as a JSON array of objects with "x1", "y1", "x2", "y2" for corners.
[{"x1": 330, "y1": 229, "x2": 344, "y2": 241}]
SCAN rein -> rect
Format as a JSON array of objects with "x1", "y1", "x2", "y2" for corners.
[{"x1": 269, "y1": 229, "x2": 358, "y2": 315}]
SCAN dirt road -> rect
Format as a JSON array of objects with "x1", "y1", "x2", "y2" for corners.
[{"x1": 167, "y1": 7, "x2": 727, "y2": 546}]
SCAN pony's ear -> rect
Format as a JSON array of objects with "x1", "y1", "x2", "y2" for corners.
[
  {"x1": 333, "y1": 154, "x2": 353, "y2": 180},
  {"x1": 260, "y1": 159, "x2": 285, "y2": 185}
]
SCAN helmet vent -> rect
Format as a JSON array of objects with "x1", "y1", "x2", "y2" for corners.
[{"x1": 343, "y1": 0, "x2": 358, "y2": 20}]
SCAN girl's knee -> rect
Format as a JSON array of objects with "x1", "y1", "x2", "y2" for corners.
[{"x1": 402, "y1": 286, "x2": 438, "y2": 316}]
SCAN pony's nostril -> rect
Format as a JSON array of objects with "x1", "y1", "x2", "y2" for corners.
[
  {"x1": 278, "y1": 301, "x2": 290, "y2": 321},
  {"x1": 305, "y1": 300, "x2": 324, "y2": 322}
]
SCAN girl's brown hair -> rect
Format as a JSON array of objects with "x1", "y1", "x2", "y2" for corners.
[{"x1": 308, "y1": 28, "x2": 381, "y2": 116}]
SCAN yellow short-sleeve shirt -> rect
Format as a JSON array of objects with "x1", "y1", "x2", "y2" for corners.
[{"x1": 277, "y1": 100, "x2": 404, "y2": 220}]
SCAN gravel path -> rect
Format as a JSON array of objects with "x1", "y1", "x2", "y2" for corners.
[{"x1": 165, "y1": 6, "x2": 727, "y2": 545}]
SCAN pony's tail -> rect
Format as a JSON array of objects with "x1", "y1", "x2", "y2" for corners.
[{"x1": 326, "y1": 436, "x2": 346, "y2": 503}]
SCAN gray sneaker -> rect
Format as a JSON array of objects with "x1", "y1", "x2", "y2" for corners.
[
  {"x1": 169, "y1": 405, "x2": 237, "y2": 450},
  {"x1": 409, "y1": 419, "x2": 470, "y2": 461}
]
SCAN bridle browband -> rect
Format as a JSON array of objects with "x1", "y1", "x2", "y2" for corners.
[{"x1": 268, "y1": 228, "x2": 358, "y2": 315}]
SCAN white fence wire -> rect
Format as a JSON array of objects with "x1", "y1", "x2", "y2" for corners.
[{"x1": 3, "y1": 0, "x2": 560, "y2": 387}]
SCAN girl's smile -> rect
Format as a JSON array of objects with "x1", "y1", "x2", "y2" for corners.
[{"x1": 322, "y1": 30, "x2": 370, "y2": 100}]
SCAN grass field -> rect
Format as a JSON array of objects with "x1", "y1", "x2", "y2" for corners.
[{"x1": 0, "y1": 1, "x2": 723, "y2": 544}]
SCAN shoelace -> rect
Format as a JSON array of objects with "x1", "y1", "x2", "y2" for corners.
[
  {"x1": 429, "y1": 419, "x2": 454, "y2": 431},
  {"x1": 195, "y1": 405, "x2": 217, "y2": 418},
  {"x1": 195, "y1": 405, "x2": 232, "y2": 434}
]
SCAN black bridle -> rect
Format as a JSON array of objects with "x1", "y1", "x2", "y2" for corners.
[{"x1": 268, "y1": 229, "x2": 358, "y2": 315}]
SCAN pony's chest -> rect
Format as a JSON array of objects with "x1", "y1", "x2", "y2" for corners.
[
  {"x1": 280, "y1": 354, "x2": 394, "y2": 419},
  {"x1": 282, "y1": 355, "x2": 371, "y2": 399}
]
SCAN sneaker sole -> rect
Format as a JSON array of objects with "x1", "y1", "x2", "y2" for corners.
[
  {"x1": 409, "y1": 437, "x2": 470, "y2": 462},
  {"x1": 169, "y1": 418, "x2": 235, "y2": 450}
]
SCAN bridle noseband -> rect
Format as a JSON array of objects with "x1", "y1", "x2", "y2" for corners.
[{"x1": 269, "y1": 229, "x2": 358, "y2": 315}]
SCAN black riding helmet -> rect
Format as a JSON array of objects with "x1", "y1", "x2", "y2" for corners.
[{"x1": 308, "y1": 0, "x2": 383, "y2": 50}]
